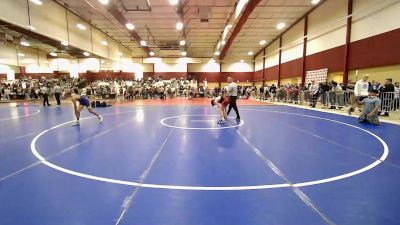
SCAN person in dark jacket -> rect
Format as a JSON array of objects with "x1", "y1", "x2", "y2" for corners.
[{"x1": 379, "y1": 78, "x2": 395, "y2": 116}]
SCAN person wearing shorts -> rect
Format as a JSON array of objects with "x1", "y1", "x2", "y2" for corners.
[
  {"x1": 71, "y1": 94, "x2": 103, "y2": 126},
  {"x1": 211, "y1": 96, "x2": 230, "y2": 124}
]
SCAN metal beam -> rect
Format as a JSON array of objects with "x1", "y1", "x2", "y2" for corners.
[
  {"x1": 220, "y1": 0, "x2": 262, "y2": 60},
  {"x1": 262, "y1": 49, "x2": 265, "y2": 86},
  {"x1": 105, "y1": 2, "x2": 150, "y2": 55},
  {"x1": 343, "y1": 0, "x2": 353, "y2": 83},
  {"x1": 277, "y1": 36, "x2": 282, "y2": 86},
  {"x1": 301, "y1": 15, "x2": 308, "y2": 85}
]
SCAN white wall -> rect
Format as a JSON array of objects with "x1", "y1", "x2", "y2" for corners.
[
  {"x1": 29, "y1": 0, "x2": 68, "y2": 43},
  {"x1": 0, "y1": 0, "x2": 29, "y2": 29},
  {"x1": 255, "y1": 54, "x2": 264, "y2": 71},
  {"x1": 281, "y1": 19, "x2": 304, "y2": 63},
  {"x1": 0, "y1": 0, "x2": 132, "y2": 64},
  {"x1": 188, "y1": 60, "x2": 220, "y2": 72},
  {"x1": 154, "y1": 62, "x2": 187, "y2": 73},
  {"x1": 0, "y1": 43, "x2": 18, "y2": 66},
  {"x1": 351, "y1": 0, "x2": 400, "y2": 42},
  {"x1": 307, "y1": 0, "x2": 347, "y2": 55},
  {"x1": 265, "y1": 40, "x2": 280, "y2": 68},
  {"x1": 222, "y1": 60, "x2": 253, "y2": 72}
]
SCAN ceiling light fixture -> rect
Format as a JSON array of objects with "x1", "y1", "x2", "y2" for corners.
[
  {"x1": 29, "y1": 0, "x2": 42, "y2": 6},
  {"x1": 149, "y1": 51, "x2": 155, "y2": 56},
  {"x1": 276, "y1": 22, "x2": 286, "y2": 30},
  {"x1": 98, "y1": 0, "x2": 109, "y2": 5},
  {"x1": 311, "y1": 0, "x2": 320, "y2": 5},
  {"x1": 101, "y1": 40, "x2": 108, "y2": 46},
  {"x1": 49, "y1": 52, "x2": 58, "y2": 57},
  {"x1": 240, "y1": 60, "x2": 244, "y2": 63},
  {"x1": 76, "y1": 24, "x2": 87, "y2": 30},
  {"x1": 125, "y1": 23, "x2": 135, "y2": 30},
  {"x1": 28, "y1": 25, "x2": 36, "y2": 31},
  {"x1": 214, "y1": 51, "x2": 220, "y2": 56},
  {"x1": 259, "y1": 40, "x2": 266, "y2": 45},
  {"x1": 181, "y1": 51, "x2": 187, "y2": 56},
  {"x1": 20, "y1": 41, "x2": 30, "y2": 47},
  {"x1": 83, "y1": 52, "x2": 90, "y2": 57},
  {"x1": 221, "y1": 40, "x2": 226, "y2": 45},
  {"x1": 176, "y1": 22, "x2": 183, "y2": 30},
  {"x1": 169, "y1": 0, "x2": 179, "y2": 5},
  {"x1": 180, "y1": 40, "x2": 186, "y2": 46},
  {"x1": 140, "y1": 40, "x2": 147, "y2": 46},
  {"x1": 248, "y1": 51, "x2": 254, "y2": 56}
]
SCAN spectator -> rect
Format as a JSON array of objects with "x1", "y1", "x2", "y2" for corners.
[
  {"x1": 308, "y1": 80, "x2": 319, "y2": 106},
  {"x1": 349, "y1": 75, "x2": 369, "y2": 115},
  {"x1": 329, "y1": 81, "x2": 344, "y2": 110},
  {"x1": 260, "y1": 86, "x2": 265, "y2": 101},
  {"x1": 379, "y1": 78, "x2": 395, "y2": 116},
  {"x1": 394, "y1": 82, "x2": 399, "y2": 110}
]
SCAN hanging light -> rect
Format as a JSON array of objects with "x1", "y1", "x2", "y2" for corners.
[
  {"x1": 276, "y1": 22, "x2": 286, "y2": 30},
  {"x1": 176, "y1": 22, "x2": 183, "y2": 30},
  {"x1": 125, "y1": 23, "x2": 135, "y2": 30}
]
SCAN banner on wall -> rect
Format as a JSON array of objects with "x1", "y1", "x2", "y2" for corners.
[
  {"x1": 305, "y1": 68, "x2": 328, "y2": 85},
  {"x1": 6, "y1": 70, "x2": 15, "y2": 80}
]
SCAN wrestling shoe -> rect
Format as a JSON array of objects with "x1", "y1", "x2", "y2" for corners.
[{"x1": 99, "y1": 116, "x2": 104, "y2": 123}]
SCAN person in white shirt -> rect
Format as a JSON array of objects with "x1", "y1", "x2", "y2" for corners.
[
  {"x1": 53, "y1": 83, "x2": 62, "y2": 106},
  {"x1": 308, "y1": 80, "x2": 319, "y2": 106},
  {"x1": 348, "y1": 75, "x2": 369, "y2": 115}
]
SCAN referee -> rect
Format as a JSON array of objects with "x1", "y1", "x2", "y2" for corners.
[{"x1": 226, "y1": 77, "x2": 241, "y2": 121}]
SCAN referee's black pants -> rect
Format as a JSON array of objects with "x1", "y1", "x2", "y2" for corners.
[
  {"x1": 55, "y1": 93, "x2": 61, "y2": 105},
  {"x1": 227, "y1": 96, "x2": 240, "y2": 119},
  {"x1": 43, "y1": 94, "x2": 50, "y2": 106}
]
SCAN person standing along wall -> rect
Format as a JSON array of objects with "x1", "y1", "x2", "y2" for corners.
[
  {"x1": 348, "y1": 75, "x2": 369, "y2": 115},
  {"x1": 226, "y1": 77, "x2": 241, "y2": 121}
]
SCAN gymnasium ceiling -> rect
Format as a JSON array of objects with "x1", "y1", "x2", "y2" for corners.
[{"x1": 52, "y1": 0, "x2": 317, "y2": 59}]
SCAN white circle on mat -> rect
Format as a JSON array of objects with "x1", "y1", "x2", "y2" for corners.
[
  {"x1": 30, "y1": 110, "x2": 389, "y2": 191},
  {"x1": 160, "y1": 115, "x2": 245, "y2": 130}
]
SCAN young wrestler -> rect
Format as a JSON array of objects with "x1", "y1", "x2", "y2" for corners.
[
  {"x1": 71, "y1": 94, "x2": 103, "y2": 126},
  {"x1": 211, "y1": 95, "x2": 230, "y2": 124},
  {"x1": 358, "y1": 89, "x2": 381, "y2": 125}
]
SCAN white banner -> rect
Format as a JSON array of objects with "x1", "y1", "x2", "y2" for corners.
[{"x1": 305, "y1": 68, "x2": 328, "y2": 84}]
